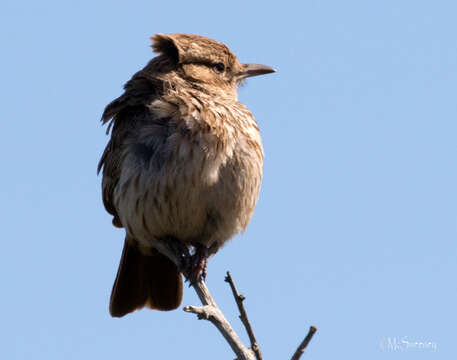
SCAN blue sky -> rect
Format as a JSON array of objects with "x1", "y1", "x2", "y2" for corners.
[{"x1": 1, "y1": 1, "x2": 455, "y2": 359}]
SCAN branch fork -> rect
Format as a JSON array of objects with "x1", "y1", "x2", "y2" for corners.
[
  {"x1": 154, "y1": 240, "x2": 316, "y2": 359},
  {"x1": 185, "y1": 272, "x2": 316, "y2": 360}
]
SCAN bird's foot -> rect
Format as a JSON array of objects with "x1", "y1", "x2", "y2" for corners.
[
  {"x1": 160, "y1": 237, "x2": 191, "y2": 271},
  {"x1": 158, "y1": 238, "x2": 209, "y2": 284},
  {"x1": 187, "y1": 245, "x2": 208, "y2": 284}
]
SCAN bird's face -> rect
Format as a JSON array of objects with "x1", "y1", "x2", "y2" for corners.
[
  {"x1": 180, "y1": 60, "x2": 240, "y2": 98},
  {"x1": 151, "y1": 33, "x2": 275, "y2": 99}
]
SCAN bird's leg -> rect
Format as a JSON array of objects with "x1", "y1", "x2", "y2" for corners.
[
  {"x1": 159, "y1": 237, "x2": 191, "y2": 272},
  {"x1": 157, "y1": 238, "x2": 209, "y2": 282},
  {"x1": 187, "y1": 244, "x2": 209, "y2": 284}
]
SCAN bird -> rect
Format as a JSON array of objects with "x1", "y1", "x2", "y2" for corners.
[{"x1": 98, "y1": 33, "x2": 275, "y2": 318}]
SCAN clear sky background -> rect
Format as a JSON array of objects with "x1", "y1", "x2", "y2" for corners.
[{"x1": 1, "y1": 1, "x2": 455, "y2": 359}]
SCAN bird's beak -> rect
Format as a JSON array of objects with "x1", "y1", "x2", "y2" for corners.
[{"x1": 238, "y1": 63, "x2": 276, "y2": 79}]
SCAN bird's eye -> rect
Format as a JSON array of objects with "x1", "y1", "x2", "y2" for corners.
[{"x1": 213, "y1": 62, "x2": 225, "y2": 73}]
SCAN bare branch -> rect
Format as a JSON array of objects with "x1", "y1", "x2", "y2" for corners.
[
  {"x1": 290, "y1": 326, "x2": 317, "y2": 360},
  {"x1": 184, "y1": 278, "x2": 255, "y2": 360},
  {"x1": 155, "y1": 239, "x2": 317, "y2": 359},
  {"x1": 153, "y1": 241, "x2": 254, "y2": 358},
  {"x1": 225, "y1": 272, "x2": 263, "y2": 360}
]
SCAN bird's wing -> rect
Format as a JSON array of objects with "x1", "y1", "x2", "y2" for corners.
[
  {"x1": 98, "y1": 106, "x2": 133, "y2": 227},
  {"x1": 97, "y1": 73, "x2": 164, "y2": 227}
]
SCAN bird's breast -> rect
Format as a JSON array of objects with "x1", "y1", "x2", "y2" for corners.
[{"x1": 114, "y1": 97, "x2": 263, "y2": 250}]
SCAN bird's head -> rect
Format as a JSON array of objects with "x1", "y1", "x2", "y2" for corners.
[{"x1": 150, "y1": 33, "x2": 275, "y2": 99}]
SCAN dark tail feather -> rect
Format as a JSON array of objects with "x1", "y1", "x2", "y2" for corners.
[{"x1": 109, "y1": 240, "x2": 183, "y2": 317}]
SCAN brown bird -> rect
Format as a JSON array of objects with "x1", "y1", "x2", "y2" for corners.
[{"x1": 98, "y1": 33, "x2": 275, "y2": 317}]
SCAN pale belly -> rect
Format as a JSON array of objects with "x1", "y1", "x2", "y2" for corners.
[{"x1": 113, "y1": 144, "x2": 262, "y2": 251}]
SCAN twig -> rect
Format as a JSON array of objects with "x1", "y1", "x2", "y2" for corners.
[
  {"x1": 154, "y1": 239, "x2": 317, "y2": 359},
  {"x1": 290, "y1": 326, "x2": 317, "y2": 360},
  {"x1": 225, "y1": 271, "x2": 263, "y2": 360},
  {"x1": 153, "y1": 241, "x2": 253, "y2": 358},
  {"x1": 184, "y1": 278, "x2": 255, "y2": 360}
]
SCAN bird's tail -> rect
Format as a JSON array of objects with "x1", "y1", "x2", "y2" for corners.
[{"x1": 109, "y1": 239, "x2": 183, "y2": 317}]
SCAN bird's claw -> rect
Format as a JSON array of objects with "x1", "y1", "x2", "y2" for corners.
[{"x1": 186, "y1": 245, "x2": 208, "y2": 284}]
